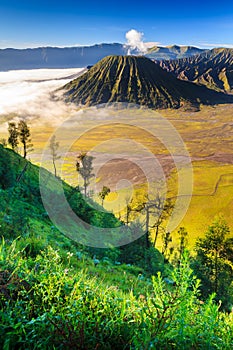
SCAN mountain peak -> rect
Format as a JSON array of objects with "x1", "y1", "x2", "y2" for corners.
[{"x1": 61, "y1": 55, "x2": 233, "y2": 110}]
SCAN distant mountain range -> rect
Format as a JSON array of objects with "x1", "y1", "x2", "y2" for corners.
[
  {"x1": 61, "y1": 55, "x2": 233, "y2": 110},
  {"x1": 159, "y1": 48, "x2": 233, "y2": 93},
  {"x1": 0, "y1": 44, "x2": 127, "y2": 71},
  {"x1": 0, "y1": 43, "x2": 206, "y2": 71},
  {"x1": 147, "y1": 45, "x2": 205, "y2": 60}
]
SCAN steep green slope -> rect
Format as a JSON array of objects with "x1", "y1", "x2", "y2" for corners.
[
  {"x1": 0, "y1": 145, "x2": 119, "y2": 241},
  {"x1": 160, "y1": 48, "x2": 233, "y2": 92},
  {"x1": 62, "y1": 55, "x2": 233, "y2": 109},
  {"x1": 0, "y1": 144, "x2": 164, "y2": 270}
]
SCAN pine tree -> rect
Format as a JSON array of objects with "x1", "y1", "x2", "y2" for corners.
[{"x1": 193, "y1": 218, "x2": 233, "y2": 310}]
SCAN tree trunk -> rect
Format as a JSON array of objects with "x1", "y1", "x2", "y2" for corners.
[
  {"x1": 214, "y1": 248, "x2": 218, "y2": 294},
  {"x1": 145, "y1": 206, "x2": 150, "y2": 248},
  {"x1": 23, "y1": 141, "x2": 26, "y2": 158},
  {"x1": 52, "y1": 158, "x2": 57, "y2": 177},
  {"x1": 153, "y1": 225, "x2": 159, "y2": 247}
]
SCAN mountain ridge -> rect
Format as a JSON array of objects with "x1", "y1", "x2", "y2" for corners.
[
  {"x1": 0, "y1": 43, "x2": 207, "y2": 71},
  {"x1": 159, "y1": 48, "x2": 233, "y2": 92},
  {"x1": 146, "y1": 45, "x2": 205, "y2": 60}
]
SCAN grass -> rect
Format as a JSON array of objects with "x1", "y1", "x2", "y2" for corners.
[{"x1": 168, "y1": 160, "x2": 233, "y2": 246}]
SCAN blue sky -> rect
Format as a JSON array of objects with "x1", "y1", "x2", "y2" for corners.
[{"x1": 0, "y1": 0, "x2": 233, "y2": 48}]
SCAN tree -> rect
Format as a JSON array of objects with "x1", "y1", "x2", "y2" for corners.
[
  {"x1": 121, "y1": 192, "x2": 174, "y2": 249},
  {"x1": 49, "y1": 135, "x2": 60, "y2": 177},
  {"x1": 98, "y1": 186, "x2": 110, "y2": 206},
  {"x1": 192, "y1": 218, "x2": 233, "y2": 310},
  {"x1": 141, "y1": 195, "x2": 173, "y2": 248},
  {"x1": 8, "y1": 122, "x2": 18, "y2": 151},
  {"x1": 76, "y1": 152, "x2": 94, "y2": 196},
  {"x1": 161, "y1": 231, "x2": 172, "y2": 261},
  {"x1": 18, "y1": 120, "x2": 33, "y2": 158},
  {"x1": 124, "y1": 194, "x2": 134, "y2": 226},
  {"x1": 178, "y1": 227, "x2": 188, "y2": 261}
]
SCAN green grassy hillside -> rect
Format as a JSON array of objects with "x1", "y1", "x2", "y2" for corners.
[{"x1": 0, "y1": 144, "x2": 119, "y2": 243}]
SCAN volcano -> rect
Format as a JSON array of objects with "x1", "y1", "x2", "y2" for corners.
[{"x1": 62, "y1": 55, "x2": 233, "y2": 109}]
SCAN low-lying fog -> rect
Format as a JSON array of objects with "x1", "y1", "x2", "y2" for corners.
[{"x1": 0, "y1": 68, "x2": 85, "y2": 132}]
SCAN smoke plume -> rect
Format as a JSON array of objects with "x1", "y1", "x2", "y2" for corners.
[{"x1": 125, "y1": 29, "x2": 148, "y2": 55}]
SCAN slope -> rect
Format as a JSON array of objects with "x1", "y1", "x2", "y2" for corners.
[{"x1": 0, "y1": 144, "x2": 119, "y2": 242}]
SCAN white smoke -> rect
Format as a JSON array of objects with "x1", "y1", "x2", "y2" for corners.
[{"x1": 125, "y1": 29, "x2": 148, "y2": 55}]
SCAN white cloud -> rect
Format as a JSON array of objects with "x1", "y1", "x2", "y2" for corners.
[
  {"x1": 0, "y1": 68, "x2": 86, "y2": 132},
  {"x1": 198, "y1": 42, "x2": 233, "y2": 49},
  {"x1": 144, "y1": 41, "x2": 161, "y2": 49}
]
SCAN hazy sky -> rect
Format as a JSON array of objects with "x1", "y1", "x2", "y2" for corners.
[{"x1": 0, "y1": 0, "x2": 233, "y2": 48}]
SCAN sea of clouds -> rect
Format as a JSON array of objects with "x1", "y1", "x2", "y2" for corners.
[{"x1": 0, "y1": 68, "x2": 85, "y2": 132}]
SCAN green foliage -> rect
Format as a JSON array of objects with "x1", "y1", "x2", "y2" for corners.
[
  {"x1": 0, "y1": 145, "x2": 15, "y2": 189},
  {"x1": 0, "y1": 146, "x2": 120, "y2": 241},
  {"x1": 8, "y1": 122, "x2": 19, "y2": 151},
  {"x1": 0, "y1": 241, "x2": 232, "y2": 349},
  {"x1": 119, "y1": 227, "x2": 166, "y2": 276},
  {"x1": 98, "y1": 185, "x2": 111, "y2": 206},
  {"x1": 192, "y1": 218, "x2": 233, "y2": 310},
  {"x1": 76, "y1": 152, "x2": 94, "y2": 196},
  {"x1": 18, "y1": 120, "x2": 33, "y2": 159}
]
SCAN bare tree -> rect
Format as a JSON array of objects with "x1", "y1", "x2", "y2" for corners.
[
  {"x1": 131, "y1": 193, "x2": 174, "y2": 248},
  {"x1": 49, "y1": 135, "x2": 60, "y2": 177}
]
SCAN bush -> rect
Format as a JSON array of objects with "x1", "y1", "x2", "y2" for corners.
[{"x1": 0, "y1": 241, "x2": 232, "y2": 349}]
